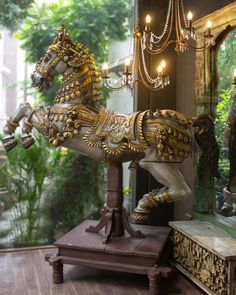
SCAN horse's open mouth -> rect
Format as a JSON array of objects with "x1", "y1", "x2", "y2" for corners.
[{"x1": 31, "y1": 72, "x2": 50, "y2": 91}]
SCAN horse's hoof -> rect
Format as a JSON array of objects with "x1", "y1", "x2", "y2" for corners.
[
  {"x1": 22, "y1": 135, "x2": 35, "y2": 149},
  {"x1": 2, "y1": 136, "x2": 18, "y2": 152},
  {"x1": 130, "y1": 212, "x2": 149, "y2": 225}
]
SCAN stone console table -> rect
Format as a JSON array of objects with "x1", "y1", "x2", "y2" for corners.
[{"x1": 169, "y1": 220, "x2": 236, "y2": 295}]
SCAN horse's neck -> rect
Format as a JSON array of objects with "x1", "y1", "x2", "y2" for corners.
[{"x1": 54, "y1": 66, "x2": 94, "y2": 106}]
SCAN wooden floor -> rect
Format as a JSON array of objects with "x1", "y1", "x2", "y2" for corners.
[{"x1": 0, "y1": 248, "x2": 206, "y2": 295}]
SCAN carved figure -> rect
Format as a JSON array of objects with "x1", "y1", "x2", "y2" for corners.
[{"x1": 2, "y1": 26, "x2": 220, "y2": 224}]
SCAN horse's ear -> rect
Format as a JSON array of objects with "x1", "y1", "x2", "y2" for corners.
[
  {"x1": 58, "y1": 25, "x2": 67, "y2": 42},
  {"x1": 58, "y1": 30, "x2": 66, "y2": 42}
]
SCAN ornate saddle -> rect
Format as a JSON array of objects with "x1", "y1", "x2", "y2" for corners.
[{"x1": 83, "y1": 108, "x2": 148, "y2": 155}]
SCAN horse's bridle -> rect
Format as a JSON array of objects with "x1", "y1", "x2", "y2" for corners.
[{"x1": 35, "y1": 49, "x2": 67, "y2": 80}]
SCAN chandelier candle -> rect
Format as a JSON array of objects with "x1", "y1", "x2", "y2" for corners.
[
  {"x1": 160, "y1": 60, "x2": 166, "y2": 75},
  {"x1": 187, "y1": 11, "x2": 193, "y2": 29},
  {"x1": 205, "y1": 21, "x2": 213, "y2": 38},
  {"x1": 124, "y1": 58, "x2": 130, "y2": 75},
  {"x1": 145, "y1": 14, "x2": 151, "y2": 32},
  {"x1": 157, "y1": 66, "x2": 163, "y2": 77},
  {"x1": 102, "y1": 63, "x2": 109, "y2": 79}
]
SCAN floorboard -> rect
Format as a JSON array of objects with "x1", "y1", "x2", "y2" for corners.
[{"x1": 0, "y1": 248, "x2": 206, "y2": 295}]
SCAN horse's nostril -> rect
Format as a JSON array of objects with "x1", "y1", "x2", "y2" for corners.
[{"x1": 31, "y1": 73, "x2": 36, "y2": 81}]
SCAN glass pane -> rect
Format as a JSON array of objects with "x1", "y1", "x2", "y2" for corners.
[
  {"x1": 0, "y1": 0, "x2": 134, "y2": 249},
  {"x1": 215, "y1": 29, "x2": 236, "y2": 225}
]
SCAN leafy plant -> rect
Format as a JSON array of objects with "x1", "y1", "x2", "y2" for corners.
[
  {"x1": 0, "y1": 0, "x2": 33, "y2": 31},
  {"x1": 0, "y1": 134, "x2": 50, "y2": 247},
  {"x1": 218, "y1": 30, "x2": 236, "y2": 91},
  {"x1": 215, "y1": 29, "x2": 236, "y2": 219},
  {"x1": 123, "y1": 186, "x2": 131, "y2": 196},
  {"x1": 43, "y1": 150, "x2": 105, "y2": 242},
  {"x1": 215, "y1": 89, "x2": 235, "y2": 182}
]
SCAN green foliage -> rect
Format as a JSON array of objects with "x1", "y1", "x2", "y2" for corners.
[
  {"x1": 15, "y1": 0, "x2": 130, "y2": 64},
  {"x1": 216, "y1": 29, "x2": 236, "y2": 189},
  {"x1": 43, "y1": 150, "x2": 105, "y2": 242},
  {"x1": 215, "y1": 89, "x2": 234, "y2": 181},
  {"x1": 0, "y1": 135, "x2": 105, "y2": 247},
  {"x1": 0, "y1": 134, "x2": 50, "y2": 246},
  {"x1": 215, "y1": 30, "x2": 236, "y2": 217},
  {"x1": 0, "y1": 0, "x2": 33, "y2": 31},
  {"x1": 215, "y1": 89, "x2": 233, "y2": 148},
  {"x1": 123, "y1": 186, "x2": 131, "y2": 195},
  {"x1": 218, "y1": 30, "x2": 236, "y2": 91}
]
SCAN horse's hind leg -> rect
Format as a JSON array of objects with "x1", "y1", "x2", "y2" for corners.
[
  {"x1": 131, "y1": 157, "x2": 191, "y2": 224},
  {"x1": 2, "y1": 102, "x2": 33, "y2": 151}
]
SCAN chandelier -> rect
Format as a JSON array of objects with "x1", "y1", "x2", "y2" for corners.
[{"x1": 102, "y1": 0, "x2": 215, "y2": 92}]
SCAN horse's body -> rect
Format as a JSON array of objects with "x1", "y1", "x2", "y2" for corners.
[{"x1": 2, "y1": 26, "x2": 219, "y2": 224}]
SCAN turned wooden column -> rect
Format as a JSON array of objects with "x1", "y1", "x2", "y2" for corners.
[
  {"x1": 85, "y1": 162, "x2": 144, "y2": 243},
  {"x1": 106, "y1": 162, "x2": 124, "y2": 237}
]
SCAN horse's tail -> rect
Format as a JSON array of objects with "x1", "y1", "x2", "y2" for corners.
[{"x1": 192, "y1": 114, "x2": 221, "y2": 178}]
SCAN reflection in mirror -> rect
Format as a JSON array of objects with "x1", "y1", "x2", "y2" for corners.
[{"x1": 215, "y1": 29, "x2": 236, "y2": 224}]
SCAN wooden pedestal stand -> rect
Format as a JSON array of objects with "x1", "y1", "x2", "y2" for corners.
[{"x1": 45, "y1": 163, "x2": 172, "y2": 294}]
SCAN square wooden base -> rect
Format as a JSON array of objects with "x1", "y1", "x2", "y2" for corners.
[{"x1": 45, "y1": 220, "x2": 172, "y2": 294}]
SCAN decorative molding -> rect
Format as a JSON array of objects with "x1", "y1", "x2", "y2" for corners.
[{"x1": 194, "y1": 2, "x2": 236, "y2": 33}]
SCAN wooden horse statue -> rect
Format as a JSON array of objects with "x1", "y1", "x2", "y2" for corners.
[{"x1": 2, "y1": 25, "x2": 220, "y2": 224}]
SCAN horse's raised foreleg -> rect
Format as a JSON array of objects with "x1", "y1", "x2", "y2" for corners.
[
  {"x1": 2, "y1": 102, "x2": 34, "y2": 151},
  {"x1": 21, "y1": 116, "x2": 35, "y2": 149},
  {"x1": 131, "y1": 157, "x2": 191, "y2": 224}
]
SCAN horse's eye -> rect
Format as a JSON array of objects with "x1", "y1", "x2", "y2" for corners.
[{"x1": 44, "y1": 54, "x2": 51, "y2": 62}]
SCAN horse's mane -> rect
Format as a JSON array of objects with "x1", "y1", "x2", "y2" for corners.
[{"x1": 50, "y1": 25, "x2": 102, "y2": 107}]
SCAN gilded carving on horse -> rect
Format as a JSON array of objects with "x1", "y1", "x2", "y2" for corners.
[{"x1": 2, "y1": 26, "x2": 220, "y2": 224}]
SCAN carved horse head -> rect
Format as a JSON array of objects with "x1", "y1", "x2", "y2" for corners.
[{"x1": 31, "y1": 25, "x2": 102, "y2": 108}]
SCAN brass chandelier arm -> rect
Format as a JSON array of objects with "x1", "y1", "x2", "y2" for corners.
[
  {"x1": 103, "y1": 80, "x2": 128, "y2": 91},
  {"x1": 188, "y1": 42, "x2": 213, "y2": 52},
  {"x1": 144, "y1": 39, "x2": 175, "y2": 55},
  {"x1": 186, "y1": 34, "x2": 214, "y2": 52},
  {"x1": 134, "y1": 79, "x2": 166, "y2": 91}
]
